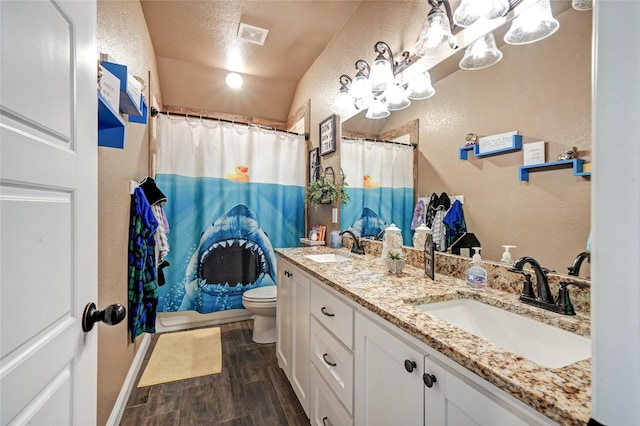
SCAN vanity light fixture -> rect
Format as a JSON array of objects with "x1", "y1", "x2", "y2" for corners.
[
  {"x1": 330, "y1": 75, "x2": 359, "y2": 117},
  {"x1": 504, "y1": 0, "x2": 560, "y2": 45},
  {"x1": 404, "y1": 71, "x2": 436, "y2": 100},
  {"x1": 453, "y1": 0, "x2": 510, "y2": 27},
  {"x1": 365, "y1": 97, "x2": 390, "y2": 120},
  {"x1": 350, "y1": 60, "x2": 373, "y2": 110},
  {"x1": 459, "y1": 32, "x2": 504, "y2": 70},
  {"x1": 414, "y1": 0, "x2": 458, "y2": 58},
  {"x1": 385, "y1": 82, "x2": 412, "y2": 111},
  {"x1": 330, "y1": 42, "x2": 412, "y2": 120}
]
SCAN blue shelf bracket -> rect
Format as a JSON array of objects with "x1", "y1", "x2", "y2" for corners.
[
  {"x1": 459, "y1": 135, "x2": 523, "y2": 160},
  {"x1": 519, "y1": 159, "x2": 591, "y2": 182},
  {"x1": 98, "y1": 93, "x2": 126, "y2": 148}
]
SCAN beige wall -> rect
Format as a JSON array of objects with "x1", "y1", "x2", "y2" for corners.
[
  {"x1": 96, "y1": 1, "x2": 161, "y2": 424},
  {"x1": 292, "y1": 3, "x2": 592, "y2": 274}
]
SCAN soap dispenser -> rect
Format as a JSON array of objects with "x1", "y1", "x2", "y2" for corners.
[
  {"x1": 381, "y1": 223, "x2": 403, "y2": 260},
  {"x1": 466, "y1": 247, "x2": 487, "y2": 290},
  {"x1": 500, "y1": 245, "x2": 516, "y2": 265}
]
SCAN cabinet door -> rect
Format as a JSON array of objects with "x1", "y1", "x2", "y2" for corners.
[
  {"x1": 276, "y1": 260, "x2": 292, "y2": 375},
  {"x1": 424, "y1": 357, "x2": 528, "y2": 426},
  {"x1": 355, "y1": 313, "x2": 423, "y2": 426},
  {"x1": 290, "y1": 267, "x2": 310, "y2": 415}
]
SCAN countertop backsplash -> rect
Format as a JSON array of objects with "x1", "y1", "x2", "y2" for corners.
[{"x1": 351, "y1": 238, "x2": 591, "y2": 315}]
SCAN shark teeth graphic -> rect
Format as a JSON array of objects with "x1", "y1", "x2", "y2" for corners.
[
  {"x1": 198, "y1": 237, "x2": 268, "y2": 294},
  {"x1": 181, "y1": 203, "x2": 278, "y2": 310}
]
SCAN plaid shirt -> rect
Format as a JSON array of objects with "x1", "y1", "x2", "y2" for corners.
[{"x1": 128, "y1": 188, "x2": 159, "y2": 342}]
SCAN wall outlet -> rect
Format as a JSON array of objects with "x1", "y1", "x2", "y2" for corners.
[{"x1": 332, "y1": 208, "x2": 338, "y2": 223}]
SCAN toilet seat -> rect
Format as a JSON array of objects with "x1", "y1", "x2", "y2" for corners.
[{"x1": 242, "y1": 286, "x2": 276, "y2": 303}]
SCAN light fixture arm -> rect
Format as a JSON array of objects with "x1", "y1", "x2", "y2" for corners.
[
  {"x1": 338, "y1": 74, "x2": 352, "y2": 93},
  {"x1": 374, "y1": 41, "x2": 412, "y2": 75},
  {"x1": 354, "y1": 59, "x2": 371, "y2": 78}
]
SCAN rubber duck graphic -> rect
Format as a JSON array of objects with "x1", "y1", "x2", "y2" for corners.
[
  {"x1": 226, "y1": 165, "x2": 250, "y2": 182},
  {"x1": 363, "y1": 174, "x2": 379, "y2": 188}
]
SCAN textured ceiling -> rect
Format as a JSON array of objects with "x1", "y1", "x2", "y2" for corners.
[{"x1": 140, "y1": 0, "x2": 363, "y2": 122}]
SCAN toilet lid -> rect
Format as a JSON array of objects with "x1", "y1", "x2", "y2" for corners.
[{"x1": 243, "y1": 285, "x2": 277, "y2": 302}]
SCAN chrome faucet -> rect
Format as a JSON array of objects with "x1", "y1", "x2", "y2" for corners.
[
  {"x1": 567, "y1": 251, "x2": 590, "y2": 276},
  {"x1": 339, "y1": 230, "x2": 365, "y2": 255},
  {"x1": 509, "y1": 256, "x2": 579, "y2": 315},
  {"x1": 510, "y1": 256, "x2": 555, "y2": 303}
]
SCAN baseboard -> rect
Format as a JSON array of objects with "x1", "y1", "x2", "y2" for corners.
[{"x1": 106, "y1": 333, "x2": 151, "y2": 426}]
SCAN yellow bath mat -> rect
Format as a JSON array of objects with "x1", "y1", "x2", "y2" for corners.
[{"x1": 137, "y1": 327, "x2": 222, "y2": 387}]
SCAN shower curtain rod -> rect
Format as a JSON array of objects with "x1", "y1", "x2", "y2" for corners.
[
  {"x1": 150, "y1": 107, "x2": 309, "y2": 140},
  {"x1": 341, "y1": 135, "x2": 417, "y2": 149}
]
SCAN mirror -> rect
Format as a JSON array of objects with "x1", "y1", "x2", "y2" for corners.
[{"x1": 338, "y1": 5, "x2": 592, "y2": 279}]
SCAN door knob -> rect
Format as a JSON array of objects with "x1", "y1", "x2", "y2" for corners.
[{"x1": 82, "y1": 302, "x2": 126, "y2": 332}]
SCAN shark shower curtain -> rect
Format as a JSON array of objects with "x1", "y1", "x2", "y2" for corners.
[
  {"x1": 154, "y1": 115, "x2": 305, "y2": 314},
  {"x1": 340, "y1": 138, "x2": 414, "y2": 245}
]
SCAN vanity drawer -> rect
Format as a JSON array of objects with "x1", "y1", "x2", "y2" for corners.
[
  {"x1": 310, "y1": 364, "x2": 353, "y2": 426},
  {"x1": 310, "y1": 317, "x2": 354, "y2": 413},
  {"x1": 311, "y1": 284, "x2": 354, "y2": 349}
]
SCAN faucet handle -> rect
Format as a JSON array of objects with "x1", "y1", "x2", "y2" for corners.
[
  {"x1": 521, "y1": 273, "x2": 535, "y2": 299},
  {"x1": 556, "y1": 282, "x2": 577, "y2": 316}
]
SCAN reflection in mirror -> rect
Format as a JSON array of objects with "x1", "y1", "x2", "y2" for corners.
[
  {"x1": 337, "y1": 5, "x2": 591, "y2": 279},
  {"x1": 340, "y1": 119, "x2": 418, "y2": 245}
]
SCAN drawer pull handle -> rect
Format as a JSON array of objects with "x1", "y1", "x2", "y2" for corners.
[
  {"x1": 320, "y1": 306, "x2": 335, "y2": 317},
  {"x1": 322, "y1": 353, "x2": 337, "y2": 367},
  {"x1": 404, "y1": 359, "x2": 417, "y2": 373},
  {"x1": 322, "y1": 416, "x2": 329, "y2": 426},
  {"x1": 423, "y1": 372, "x2": 437, "y2": 388}
]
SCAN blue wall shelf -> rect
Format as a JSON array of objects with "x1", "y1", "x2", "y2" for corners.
[
  {"x1": 519, "y1": 159, "x2": 591, "y2": 182},
  {"x1": 459, "y1": 135, "x2": 523, "y2": 160},
  {"x1": 100, "y1": 61, "x2": 143, "y2": 117},
  {"x1": 98, "y1": 93, "x2": 126, "y2": 148}
]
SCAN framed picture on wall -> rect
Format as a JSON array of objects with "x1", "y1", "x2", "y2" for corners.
[
  {"x1": 319, "y1": 114, "x2": 337, "y2": 156},
  {"x1": 309, "y1": 147, "x2": 320, "y2": 183}
]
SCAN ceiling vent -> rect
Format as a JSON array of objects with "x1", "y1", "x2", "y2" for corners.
[{"x1": 237, "y1": 23, "x2": 269, "y2": 46}]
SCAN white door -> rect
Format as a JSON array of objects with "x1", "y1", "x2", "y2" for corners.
[{"x1": 1, "y1": 1, "x2": 98, "y2": 424}]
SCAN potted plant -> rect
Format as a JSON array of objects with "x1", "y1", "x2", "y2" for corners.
[
  {"x1": 385, "y1": 249, "x2": 406, "y2": 274},
  {"x1": 306, "y1": 171, "x2": 349, "y2": 208}
]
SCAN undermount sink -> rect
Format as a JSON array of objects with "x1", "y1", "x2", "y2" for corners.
[
  {"x1": 416, "y1": 298, "x2": 591, "y2": 369},
  {"x1": 304, "y1": 253, "x2": 351, "y2": 263}
]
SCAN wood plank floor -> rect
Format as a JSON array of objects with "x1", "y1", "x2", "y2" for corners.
[{"x1": 120, "y1": 320, "x2": 309, "y2": 426}]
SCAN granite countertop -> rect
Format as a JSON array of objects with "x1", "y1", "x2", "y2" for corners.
[{"x1": 275, "y1": 246, "x2": 591, "y2": 426}]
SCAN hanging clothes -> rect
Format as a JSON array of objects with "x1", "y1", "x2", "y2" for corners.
[
  {"x1": 411, "y1": 199, "x2": 426, "y2": 230},
  {"x1": 424, "y1": 192, "x2": 439, "y2": 228},
  {"x1": 128, "y1": 187, "x2": 159, "y2": 342},
  {"x1": 443, "y1": 200, "x2": 467, "y2": 249},
  {"x1": 430, "y1": 192, "x2": 451, "y2": 252}
]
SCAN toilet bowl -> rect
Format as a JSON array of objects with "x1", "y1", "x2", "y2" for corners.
[{"x1": 242, "y1": 286, "x2": 277, "y2": 344}]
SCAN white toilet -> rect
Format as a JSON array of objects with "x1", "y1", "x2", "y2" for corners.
[{"x1": 241, "y1": 286, "x2": 277, "y2": 344}]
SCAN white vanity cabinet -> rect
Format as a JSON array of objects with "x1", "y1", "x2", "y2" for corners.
[
  {"x1": 276, "y1": 259, "x2": 311, "y2": 416},
  {"x1": 277, "y1": 255, "x2": 556, "y2": 425},
  {"x1": 424, "y1": 356, "x2": 529, "y2": 426},
  {"x1": 309, "y1": 282, "x2": 356, "y2": 425},
  {"x1": 355, "y1": 311, "x2": 555, "y2": 426},
  {"x1": 354, "y1": 311, "x2": 424, "y2": 426}
]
